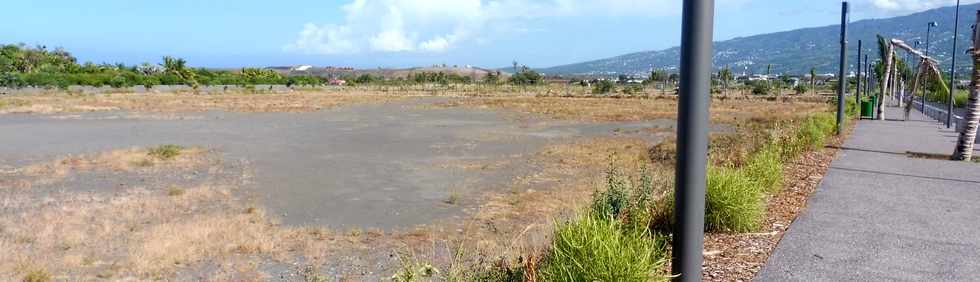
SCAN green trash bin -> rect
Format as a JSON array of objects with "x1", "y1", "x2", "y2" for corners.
[{"x1": 860, "y1": 98, "x2": 874, "y2": 118}]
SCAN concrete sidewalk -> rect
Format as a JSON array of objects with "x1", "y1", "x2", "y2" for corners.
[{"x1": 756, "y1": 107, "x2": 980, "y2": 281}]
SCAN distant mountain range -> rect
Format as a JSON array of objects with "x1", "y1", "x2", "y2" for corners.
[{"x1": 538, "y1": 3, "x2": 979, "y2": 76}]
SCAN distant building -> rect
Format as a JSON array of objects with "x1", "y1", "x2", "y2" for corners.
[{"x1": 329, "y1": 79, "x2": 346, "y2": 86}]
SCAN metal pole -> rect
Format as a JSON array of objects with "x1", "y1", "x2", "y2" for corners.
[
  {"x1": 925, "y1": 24, "x2": 935, "y2": 113},
  {"x1": 857, "y1": 40, "x2": 862, "y2": 107},
  {"x1": 836, "y1": 1, "x2": 849, "y2": 135},
  {"x1": 672, "y1": 0, "x2": 713, "y2": 281},
  {"x1": 915, "y1": 41, "x2": 922, "y2": 111},
  {"x1": 947, "y1": 0, "x2": 961, "y2": 128},
  {"x1": 866, "y1": 55, "x2": 871, "y2": 103}
]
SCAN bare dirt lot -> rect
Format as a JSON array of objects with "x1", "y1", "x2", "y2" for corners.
[{"x1": 0, "y1": 92, "x2": 829, "y2": 280}]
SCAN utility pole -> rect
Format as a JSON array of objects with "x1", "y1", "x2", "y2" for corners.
[
  {"x1": 947, "y1": 0, "x2": 961, "y2": 128},
  {"x1": 857, "y1": 40, "x2": 862, "y2": 107},
  {"x1": 836, "y1": 1, "x2": 849, "y2": 134},
  {"x1": 672, "y1": 0, "x2": 713, "y2": 281}
]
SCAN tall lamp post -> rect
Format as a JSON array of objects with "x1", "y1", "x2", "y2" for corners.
[
  {"x1": 857, "y1": 40, "x2": 862, "y2": 107},
  {"x1": 672, "y1": 0, "x2": 713, "y2": 281},
  {"x1": 925, "y1": 22, "x2": 938, "y2": 113},
  {"x1": 947, "y1": 0, "x2": 961, "y2": 128},
  {"x1": 914, "y1": 40, "x2": 921, "y2": 110},
  {"x1": 836, "y1": 1, "x2": 849, "y2": 135}
]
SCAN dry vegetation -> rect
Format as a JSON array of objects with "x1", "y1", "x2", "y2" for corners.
[
  {"x1": 0, "y1": 146, "x2": 376, "y2": 281},
  {"x1": 0, "y1": 92, "x2": 841, "y2": 280},
  {"x1": 0, "y1": 92, "x2": 403, "y2": 114},
  {"x1": 1, "y1": 146, "x2": 208, "y2": 190},
  {"x1": 436, "y1": 96, "x2": 829, "y2": 125}
]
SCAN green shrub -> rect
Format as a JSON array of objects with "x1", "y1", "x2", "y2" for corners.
[
  {"x1": 590, "y1": 168, "x2": 658, "y2": 232},
  {"x1": 704, "y1": 167, "x2": 766, "y2": 232},
  {"x1": 147, "y1": 144, "x2": 184, "y2": 160},
  {"x1": 592, "y1": 80, "x2": 615, "y2": 94},
  {"x1": 540, "y1": 215, "x2": 667, "y2": 282}
]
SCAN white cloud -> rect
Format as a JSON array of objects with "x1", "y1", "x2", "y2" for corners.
[{"x1": 284, "y1": 0, "x2": 725, "y2": 55}]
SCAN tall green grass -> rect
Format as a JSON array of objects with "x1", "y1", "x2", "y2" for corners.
[
  {"x1": 541, "y1": 214, "x2": 667, "y2": 282},
  {"x1": 704, "y1": 167, "x2": 766, "y2": 232}
]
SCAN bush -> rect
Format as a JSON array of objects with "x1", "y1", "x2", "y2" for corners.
[
  {"x1": 794, "y1": 84, "x2": 809, "y2": 94},
  {"x1": 592, "y1": 80, "x2": 615, "y2": 94},
  {"x1": 540, "y1": 215, "x2": 667, "y2": 282},
  {"x1": 590, "y1": 168, "x2": 657, "y2": 232},
  {"x1": 704, "y1": 167, "x2": 766, "y2": 232},
  {"x1": 751, "y1": 82, "x2": 771, "y2": 95}
]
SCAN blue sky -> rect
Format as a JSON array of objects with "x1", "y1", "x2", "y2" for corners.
[{"x1": 1, "y1": 0, "x2": 974, "y2": 68}]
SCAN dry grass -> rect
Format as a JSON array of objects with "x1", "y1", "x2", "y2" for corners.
[
  {"x1": 1, "y1": 146, "x2": 209, "y2": 190},
  {"x1": 0, "y1": 92, "x2": 401, "y2": 114},
  {"x1": 436, "y1": 96, "x2": 829, "y2": 125},
  {"x1": 0, "y1": 147, "x2": 353, "y2": 280},
  {"x1": 0, "y1": 184, "x2": 281, "y2": 279}
]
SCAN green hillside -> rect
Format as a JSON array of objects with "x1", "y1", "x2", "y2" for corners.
[{"x1": 539, "y1": 3, "x2": 978, "y2": 76}]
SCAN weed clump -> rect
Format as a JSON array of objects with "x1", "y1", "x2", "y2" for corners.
[
  {"x1": 539, "y1": 168, "x2": 669, "y2": 281},
  {"x1": 147, "y1": 144, "x2": 184, "y2": 160},
  {"x1": 743, "y1": 144, "x2": 784, "y2": 193},
  {"x1": 704, "y1": 167, "x2": 766, "y2": 232},
  {"x1": 21, "y1": 267, "x2": 51, "y2": 282},
  {"x1": 541, "y1": 214, "x2": 667, "y2": 282},
  {"x1": 166, "y1": 186, "x2": 186, "y2": 197}
]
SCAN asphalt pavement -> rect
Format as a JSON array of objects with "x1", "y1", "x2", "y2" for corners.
[{"x1": 756, "y1": 106, "x2": 980, "y2": 281}]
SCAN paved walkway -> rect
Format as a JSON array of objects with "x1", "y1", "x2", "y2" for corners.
[{"x1": 756, "y1": 107, "x2": 980, "y2": 281}]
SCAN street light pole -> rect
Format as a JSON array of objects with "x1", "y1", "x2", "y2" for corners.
[
  {"x1": 914, "y1": 41, "x2": 921, "y2": 111},
  {"x1": 672, "y1": 0, "x2": 713, "y2": 281},
  {"x1": 857, "y1": 40, "x2": 862, "y2": 107},
  {"x1": 866, "y1": 54, "x2": 871, "y2": 104},
  {"x1": 925, "y1": 22, "x2": 938, "y2": 112},
  {"x1": 947, "y1": 0, "x2": 961, "y2": 128},
  {"x1": 836, "y1": 1, "x2": 849, "y2": 135}
]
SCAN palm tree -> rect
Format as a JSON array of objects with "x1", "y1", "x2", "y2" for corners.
[
  {"x1": 162, "y1": 56, "x2": 198, "y2": 88},
  {"x1": 953, "y1": 16, "x2": 980, "y2": 161},
  {"x1": 718, "y1": 65, "x2": 732, "y2": 95},
  {"x1": 877, "y1": 35, "x2": 893, "y2": 120}
]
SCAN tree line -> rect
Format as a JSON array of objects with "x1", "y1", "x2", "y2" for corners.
[{"x1": 0, "y1": 44, "x2": 547, "y2": 89}]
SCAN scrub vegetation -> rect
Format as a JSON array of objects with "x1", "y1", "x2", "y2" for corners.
[
  {"x1": 0, "y1": 83, "x2": 851, "y2": 280},
  {"x1": 474, "y1": 100, "x2": 848, "y2": 280}
]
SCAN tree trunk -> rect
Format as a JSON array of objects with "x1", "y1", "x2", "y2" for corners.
[
  {"x1": 906, "y1": 63, "x2": 927, "y2": 120},
  {"x1": 879, "y1": 45, "x2": 894, "y2": 120},
  {"x1": 952, "y1": 11, "x2": 980, "y2": 161}
]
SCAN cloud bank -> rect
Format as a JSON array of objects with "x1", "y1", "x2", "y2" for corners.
[
  {"x1": 283, "y1": 0, "x2": 685, "y2": 55},
  {"x1": 284, "y1": 0, "x2": 975, "y2": 55}
]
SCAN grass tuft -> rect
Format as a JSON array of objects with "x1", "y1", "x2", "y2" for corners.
[
  {"x1": 166, "y1": 186, "x2": 186, "y2": 197},
  {"x1": 744, "y1": 144, "x2": 784, "y2": 193},
  {"x1": 147, "y1": 144, "x2": 184, "y2": 160},
  {"x1": 21, "y1": 267, "x2": 51, "y2": 282},
  {"x1": 540, "y1": 214, "x2": 667, "y2": 282},
  {"x1": 704, "y1": 167, "x2": 766, "y2": 232}
]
